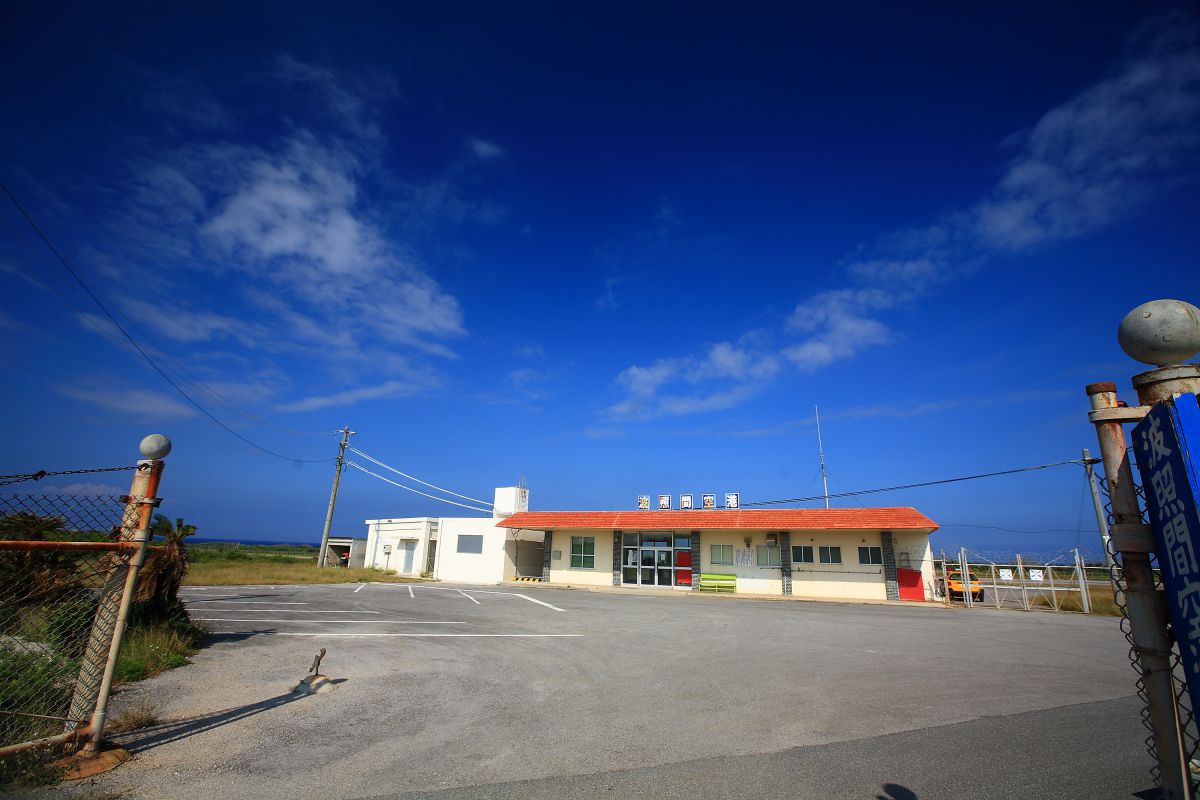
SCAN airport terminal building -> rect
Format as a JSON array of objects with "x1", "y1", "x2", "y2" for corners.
[
  {"x1": 364, "y1": 488, "x2": 939, "y2": 601},
  {"x1": 496, "y1": 507, "x2": 939, "y2": 601}
]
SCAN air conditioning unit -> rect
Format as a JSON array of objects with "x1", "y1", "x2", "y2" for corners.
[{"x1": 766, "y1": 533, "x2": 777, "y2": 545}]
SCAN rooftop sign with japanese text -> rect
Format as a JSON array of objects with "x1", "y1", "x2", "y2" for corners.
[{"x1": 1133, "y1": 393, "x2": 1200, "y2": 712}]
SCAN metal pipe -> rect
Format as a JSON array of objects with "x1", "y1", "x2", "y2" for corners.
[
  {"x1": 84, "y1": 457, "x2": 164, "y2": 753},
  {"x1": 1087, "y1": 381, "x2": 1190, "y2": 799},
  {"x1": 960, "y1": 548, "x2": 972, "y2": 608},
  {"x1": 1016, "y1": 554, "x2": 1030, "y2": 611},
  {"x1": 0, "y1": 724, "x2": 92, "y2": 760},
  {"x1": 1083, "y1": 447, "x2": 1118, "y2": 573},
  {"x1": 0, "y1": 541, "x2": 140, "y2": 552},
  {"x1": 1076, "y1": 548, "x2": 1092, "y2": 614}
]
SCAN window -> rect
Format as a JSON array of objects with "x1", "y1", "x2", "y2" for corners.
[
  {"x1": 570, "y1": 536, "x2": 595, "y2": 569},
  {"x1": 711, "y1": 544, "x2": 733, "y2": 565},
  {"x1": 756, "y1": 545, "x2": 781, "y2": 567},
  {"x1": 792, "y1": 545, "x2": 814, "y2": 563},
  {"x1": 859, "y1": 546, "x2": 883, "y2": 565},
  {"x1": 456, "y1": 534, "x2": 483, "y2": 554},
  {"x1": 819, "y1": 545, "x2": 842, "y2": 564}
]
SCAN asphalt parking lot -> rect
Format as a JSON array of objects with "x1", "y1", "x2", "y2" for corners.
[{"x1": 39, "y1": 582, "x2": 1154, "y2": 800}]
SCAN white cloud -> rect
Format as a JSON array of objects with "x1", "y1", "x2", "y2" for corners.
[
  {"x1": 275, "y1": 380, "x2": 426, "y2": 413},
  {"x1": 42, "y1": 482, "x2": 125, "y2": 495},
  {"x1": 468, "y1": 137, "x2": 506, "y2": 160},
  {"x1": 607, "y1": 17, "x2": 1200, "y2": 421},
  {"x1": 55, "y1": 379, "x2": 197, "y2": 420}
]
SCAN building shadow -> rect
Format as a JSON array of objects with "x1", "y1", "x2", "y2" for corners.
[
  {"x1": 877, "y1": 784, "x2": 919, "y2": 800},
  {"x1": 116, "y1": 690, "x2": 308, "y2": 752}
]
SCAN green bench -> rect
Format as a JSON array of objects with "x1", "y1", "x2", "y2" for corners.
[{"x1": 698, "y1": 573, "x2": 737, "y2": 593}]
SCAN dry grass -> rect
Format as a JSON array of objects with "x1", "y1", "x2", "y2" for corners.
[
  {"x1": 107, "y1": 700, "x2": 160, "y2": 733},
  {"x1": 184, "y1": 561, "x2": 412, "y2": 586},
  {"x1": 1026, "y1": 584, "x2": 1122, "y2": 616}
]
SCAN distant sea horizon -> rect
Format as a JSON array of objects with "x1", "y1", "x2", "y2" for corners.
[{"x1": 189, "y1": 536, "x2": 322, "y2": 547}]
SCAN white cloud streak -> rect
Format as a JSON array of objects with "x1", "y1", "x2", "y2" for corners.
[{"x1": 608, "y1": 16, "x2": 1200, "y2": 420}]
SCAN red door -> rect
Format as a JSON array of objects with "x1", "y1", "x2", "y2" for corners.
[{"x1": 896, "y1": 568, "x2": 924, "y2": 601}]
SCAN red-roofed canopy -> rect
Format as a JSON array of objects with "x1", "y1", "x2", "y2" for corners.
[{"x1": 496, "y1": 507, "x2": 937, "y2": 532}]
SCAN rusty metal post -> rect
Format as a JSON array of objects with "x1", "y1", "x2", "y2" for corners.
[
  {"x1": 1088, "y1": 382, "x2": 1189, "y2": 799},
  {"x1": 318, "y1": 426, "x2": 354, "y2": 567},
  {"x1": 81, "y1": 437, "x2": 169, "y2": 753},
  {"x1": 938, "y1": 551, "x2": 950, "y2": 604},
  {"x1": 66, "y1": 441, "x2": 167, "y2": 735}
]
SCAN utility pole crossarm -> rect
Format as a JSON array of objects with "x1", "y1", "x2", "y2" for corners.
[{"x1": 318, "y1": 426, "x2": 355, "y2": 568}]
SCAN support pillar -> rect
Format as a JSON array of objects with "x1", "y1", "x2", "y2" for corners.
[
  {"x1": 779, "y1": 531, "x2": 792, "y2": 595},
  {"x1": 881, "y1": 531, "x2": 899, "y2": 601},
  {"x1": 612, "y1": 531, "x2": 622, "y2": 586},
  {"x1": 690, "y1": 531, "x2": 701, "y2": 591},
  {"x1": 541, "y1": 531, "x2": 552, "y2": 582}
]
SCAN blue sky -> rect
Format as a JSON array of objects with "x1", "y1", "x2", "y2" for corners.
[{"x1": 1, "y1": 3, "x2": 1198, "y2": 556}]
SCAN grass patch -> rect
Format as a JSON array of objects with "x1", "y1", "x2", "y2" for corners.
[
  {"x1": 185, "y1": 561, "x2": 410, "y2": 586},
  {"x1": 107, "y1": 700, "x2": 160, "y2": 734},
  {"x1": 115, "y1": 619, "x2": 205, "y2": 684}
]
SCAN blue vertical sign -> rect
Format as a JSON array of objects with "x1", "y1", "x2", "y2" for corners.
[{"x1": 1133, "y1": 393, "x2": 1200, "y2": 710}]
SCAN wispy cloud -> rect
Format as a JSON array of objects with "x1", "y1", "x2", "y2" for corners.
[
  {"x1": 68, "y1": 56, "x2": 501, "y2": 416},
  {"x1": 468, "y1": 137, "x2": 506, "y2": 160},
  {"x1": 276, "y1": 379, "x2": 428, "y2": 413},
  {"x1": 55, "y1": 378, "x2": 198, "y2": 419},
  {"x1": 608, "y1": 16, "x2": 1200, "y2": 420}
]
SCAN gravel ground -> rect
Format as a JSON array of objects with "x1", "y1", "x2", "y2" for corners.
[{"x1": 19, "y1": 582, "x2": 1156, "y2": 800}]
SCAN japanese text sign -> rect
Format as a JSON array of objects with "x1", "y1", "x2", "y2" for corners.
[{"x1": 1133, "y1": 393, "x2": 1200, "y2": 711}]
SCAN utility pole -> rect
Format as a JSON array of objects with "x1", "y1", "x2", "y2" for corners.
[
  {"x1": 318, "y1": 426, "x2": 355, "y2": 568},
  {"x1": 815, "y1": 405, "x2": 830, "y2": 509}
]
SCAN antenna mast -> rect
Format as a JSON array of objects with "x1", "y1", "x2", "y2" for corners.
[{"x1": 815, "y1": 405, "x2": 830, "y2": 509}]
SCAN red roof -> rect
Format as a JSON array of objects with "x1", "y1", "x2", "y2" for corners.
[{"x1": 497, "y1": 507, "x2": 938, "y2": 532}]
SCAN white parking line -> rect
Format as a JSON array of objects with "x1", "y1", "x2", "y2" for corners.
[
  {"x1": 457, "y1": 589, "x2": 481, "y2": 605},
  {"x1": 193, "y1": 618, "x2": 466, "y2": 624},
  {"x1": 191, "y1": 609, "x2": 382, "y2": 614},
  {"x1": 187, "y1": 600, "x2": 308, "y2": 605},
  {"x1": 355, "y1": 583, "x2": 366, "y2": 593},
  {"x1": 273, "y1": 633, "x2": 583, "y2": 638},
  {"x1": 408, "y1": 585, "x2": 414, "y2": 598},
  {"x1": 465, "y1": 590, "x2": 565, "y2": 612}
]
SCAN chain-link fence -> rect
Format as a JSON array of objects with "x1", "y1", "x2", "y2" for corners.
[{"x1": 0, "y1": 464, "x2": 156, "y2": 774}]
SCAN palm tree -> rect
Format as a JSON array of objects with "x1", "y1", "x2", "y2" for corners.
[{"x1": 140, "y1": 514, "x2": 197, "y2": 621}]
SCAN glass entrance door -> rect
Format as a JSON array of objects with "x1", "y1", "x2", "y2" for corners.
[
  {"x1": 622, "y1": 533, "x2": 692, "y2": 587},
  {"x1": 639, "y1": 547, "x2": 674, "y2": 586}
]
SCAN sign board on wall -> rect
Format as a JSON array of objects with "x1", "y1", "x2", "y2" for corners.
[
  {"x1": 1133, "y1": 393, "x2": 1200, "y2": 713},
  {"x1": 734, "y1": 548, "x2": 754, "y2": 567},
  {"x1": 637, "y1": 495, "x2": 650, "y2": 510},
  {"x1": 725, "y1": 493, "x2": 740, "y2": 509},
  {"x1": 680, "y1": 494, "x2": 694, "y2": 510},
  {"x1": 658, "y1": 494, "x2": 671, "y2": 510},
  {"x1": 702, "y1": 494, "x2": 716, "y2": 509}
]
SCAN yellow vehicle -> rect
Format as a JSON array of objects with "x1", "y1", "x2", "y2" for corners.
[{"x1": 947, "y1": 570, "x2": 984, "y2": 602}]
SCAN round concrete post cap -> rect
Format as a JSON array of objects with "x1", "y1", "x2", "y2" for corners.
[
  {"x1": 1118, "y1": 299, "x2": 1200, "y2": 367},
  {"x1": 139, "y1": 434, "x2": 173, "y2": 460}
]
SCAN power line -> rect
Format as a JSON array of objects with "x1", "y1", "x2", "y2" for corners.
[
  {"x1": 741, "y1": 459, "x2": 1087, "y2": 507},
  {"x1": 0, "y1": 177, "x2": 333, "y2": 464},
  {"x1": 345, "y1": 461, "x2": 492, "y2": 513},
  {"x1": 940, "y1": 522, "x2": 1093, "y2": 535},
  {"x1": 348, "y1": 446, "x2": 493, "y2": 506}
]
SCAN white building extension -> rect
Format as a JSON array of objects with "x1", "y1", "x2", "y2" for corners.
[{"x1": 363, "y1": 486, "x2": 544, "y2": 584}]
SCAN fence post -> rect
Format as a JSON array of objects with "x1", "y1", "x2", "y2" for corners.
[
  {"x1": 990, "y1": 563, "x2": 1000, "y2": 609},
  {"x1": 960, "y1": 547, "x2": 972, "y2": 609},
  {"x1": 1047, "y1": 559, "x2": 1059, "y2": 611},
  {"x1": 1088, "y1": 382, "x2": 1190, "y2": 798},
  {"x1": 1075, "y1": 548, "x2": 1092, "y2": 614},
  {"x1": 65, "y1": 435, "x2": 169, "y2": 751},
  {"x1": 939, "y1": 551, "x2": 950, "y2": 605},
  {"x1": 1016, "y1": 554, "x2": 1030, "y2": 611}
]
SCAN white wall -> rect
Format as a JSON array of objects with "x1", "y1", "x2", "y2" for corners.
[
  {"x1": 364, "y1": 518, "x2": 435, "y2": 576},
  {"x1": 435, "y1": 518, "x2": 512, "y2": 584}
]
